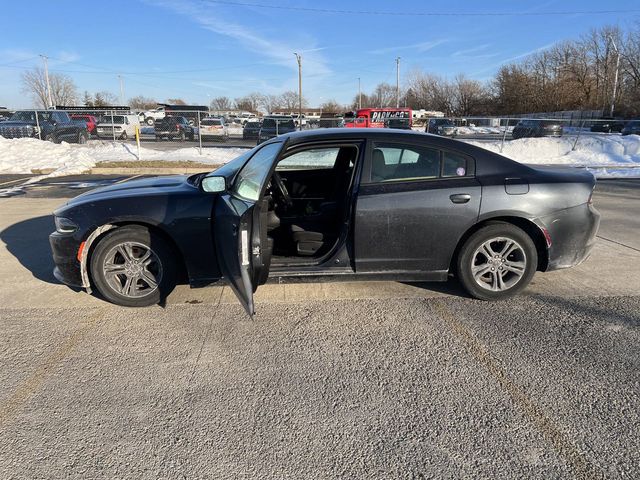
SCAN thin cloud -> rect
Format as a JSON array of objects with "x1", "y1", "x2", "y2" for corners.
[
  {"x1": 368, "y1": 39, "x2": 447, "y2": 55},
  {"x1": 471, "y1": 42, "x2": 556, "y2": 75},
  {"x1": 452, "y1": 43, "x2": 492, "y2": 57}
]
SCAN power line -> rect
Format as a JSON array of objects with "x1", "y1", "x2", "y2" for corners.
[{"x1": 200, "y1": 0, "x2": 638, "y2": 17}]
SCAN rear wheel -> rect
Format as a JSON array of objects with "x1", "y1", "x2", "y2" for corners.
[
  {"x1": 120, "y1": 131, "x2": 128, "y2": 140},
  {"x1": 90, "y1": 226, "x2": 177, "y2": 307},
  {"x1": 456, "y1": 223, "x2": 537, "y2": 301},
  {"x1": 176, "y1": 131, "x2": 185, "y2": 142},
  {"x1": 44, "y1": 133, "x2": 56, "y2": 143},
  {"x1": 77, "y1": 131, "x2": 89, "y2": 144},
  {"x1": 145, "y1": 117, "x2": 155, "y2": 126}
]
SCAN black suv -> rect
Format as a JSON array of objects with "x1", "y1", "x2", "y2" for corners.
[
  {"x1": 243, "y1": 120, "x2": 262, "y2": 140},
  {"x1": 426, "y1": 118, "x2": 456, "y2": 136},
  {"x1": 257, "y1": 116, "x2": 296, "y2": 144},
  {"x1": 590, "y1": 118, "x2": 626, "y2": 133},
  {"x1": 0, "y1": 110, "x2": 89, "y2": 143},
  {"x1": 154, "y1": 116, "x2": 196, "y2": 141}
]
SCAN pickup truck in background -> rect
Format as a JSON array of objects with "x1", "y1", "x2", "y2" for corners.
[
  {"x1": 154, "y1": 116, "x2": 196, "y2": 141},
  {"x1": 0, "y1": 110, "x2": 89, "y2": 143},
  {"x1": 141, "y1": 106, "x2": 166, "y2": 125}
]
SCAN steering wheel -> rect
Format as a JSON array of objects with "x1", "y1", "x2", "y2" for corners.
[{"x1": 272, "y1": 172, "x2": 293, "y2": 207}]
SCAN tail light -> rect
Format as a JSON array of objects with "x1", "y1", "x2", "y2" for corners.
[
  {"x1": 213, "y1": 125, "x2": 222, "y2": 129},
  {"x1": 176, "y1": 125, "x2": 180, "y2": 131}
]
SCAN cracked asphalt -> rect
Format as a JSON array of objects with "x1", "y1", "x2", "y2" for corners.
[{"x1": 0, "y1": 178, "x2": 638, "y2": 479}]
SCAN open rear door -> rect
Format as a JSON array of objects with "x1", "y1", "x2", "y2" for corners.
[{"x1": 212, "y1": 142, "x2": 282, "y2": 317}]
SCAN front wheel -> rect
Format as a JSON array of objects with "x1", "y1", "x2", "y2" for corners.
[
  {"x1": 456, "y1": 223, "x2": 537, "y2": 301},
  {"x1": 90, "y1": 226, "x2": 177, "y2": 307}
]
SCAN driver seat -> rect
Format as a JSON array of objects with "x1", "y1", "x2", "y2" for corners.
[{"x1": 290, "y1": 224, "x2": 324, "y2": 256}]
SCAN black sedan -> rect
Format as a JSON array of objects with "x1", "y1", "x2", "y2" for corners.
[
  {"x1": 511, "y1": 120, "x2": 563, "y2": 139},
  {"x1": 50, "y1": 129, "x2": 600, "y2": 314}
]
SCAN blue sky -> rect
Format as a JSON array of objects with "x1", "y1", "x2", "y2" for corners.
[{"x1": 1, "y1": 0, "x2": 639, "y2": 108}]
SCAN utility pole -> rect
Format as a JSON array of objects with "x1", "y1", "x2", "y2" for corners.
[
  {"x1": 40, "y1": 54, "x2": 53, "y2": 109},
  {"x1": 395, "y1": 57, "x2": 401, "y2": 108},
  {"x1": 358, "y1": 77, "x2": 362, "y2": 110},
  {"x1": 608, "y1": 35, "x2": 620, "y2": 118},
  {"x1": 118, "y1": 75, "x2": 125, "y2": 105},
  {"x1": 294, "y1": 53, "x2": 303, "y2": 131}
]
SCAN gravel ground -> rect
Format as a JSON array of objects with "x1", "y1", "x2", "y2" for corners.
[{"x1": 0, "y1": 295, "x2": 638, "y2": 479}]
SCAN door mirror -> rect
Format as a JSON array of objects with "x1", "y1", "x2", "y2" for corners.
[{"x1": 201, "y1": 176, "x2": 226, "y2": 193}]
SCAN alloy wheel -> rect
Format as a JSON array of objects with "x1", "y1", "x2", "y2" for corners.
[
  {"x1": 471, "y1": 237, "x2": 527, "y2": 292},
  {"x1": 102, "y1": 242, "x2": 163, "y2": 298}
]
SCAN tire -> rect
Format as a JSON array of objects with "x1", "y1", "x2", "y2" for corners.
[
  {"x1": 176, "y1": 131, "x2": 185, "y2": 142},
  {"x1": 90, "y1": 226, "x2": 177, "y2": 307},
  {"x1": 456, "y1": 223, "x2": 537, "y2": 301},
  {"x1": 119, "y1": 131, "x2": 128, "y2": 140},
  {"x1": 145, "y1": 117, "x2": 155, "y2": 126},
  {"x1": 155, "y1": 135, "x2": 161, "y2": 141},
  {"x1": 77, "y1": 131, "x2": 89, "y2": 144},
  {"x1": 188, "y1": 133, "x2": 195, "y2": 141}
]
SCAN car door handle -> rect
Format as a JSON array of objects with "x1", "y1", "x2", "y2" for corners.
[{"x1": 450, "y1": 194, "x2": 471, "y2": 204}]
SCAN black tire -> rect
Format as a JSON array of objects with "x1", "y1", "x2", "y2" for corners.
[
  {"x1": 456, "y1": 223, "x2": 537, "y2": 301},
  {"x1": 77, "y1": 131, "x2": 89, "y2": 144},
  {"x1": 188, "y1": 133, "x2": 195, "y2": 141},
  {"x1": 155, "y1": 135, "x2": 161, "y2": 141},
  {"x1": 90, "y1": 226, "x2": 178, "y2": 307},
  {"x1": 176, "y1": 131, "x2": 185, "y2": 142},
  {"x1": 44, "y1": 133, "x2": 56, "y2": 143}
]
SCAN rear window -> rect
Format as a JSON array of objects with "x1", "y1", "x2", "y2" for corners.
[
  {"x1": 262, "y1": 118, "x2": 295, "y2": 129},
  {"x1": 201, "y1": 118, "x2": 222, "y2": 125}
]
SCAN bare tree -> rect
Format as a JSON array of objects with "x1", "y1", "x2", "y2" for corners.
[
  {"x1": 277, "y1": 90, "x2": 309, "y2": 110},
  {"x1": 320, "y1": 99, "x2": 342, "y2": 112},
  {"x1": 234, "y1": 92, "x2": 263, "y2": 112},
  {"x1": 260, "y1": 94, "x2": 282, "y2": 114},
  {"x1": 129, "y1": 95, "x2": 157, "y2": 110},
  {"x1": 167, "y1": 98, "x2": 186, "y2": 105},
  {"x1": 93, "y1": 91, "x2": 118, "y2": 107},
  {"x1": 210, "y1": 96, "x2": 232, "y2": 110},
  {"x1": 21, "y1": 67, "x2": 78, "y2": 107}
]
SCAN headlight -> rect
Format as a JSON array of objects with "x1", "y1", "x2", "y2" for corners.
[{"x1": 55, "y1": 217, "x2": 78, "y2": 233}]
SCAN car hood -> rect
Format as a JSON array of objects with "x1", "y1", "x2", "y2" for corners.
[
  {"x1": 58, "y1": 175, "x2": 201, "y2": 211},
  {"x1": 0, "y1": 121, "x2": 35, "y2": 128}
]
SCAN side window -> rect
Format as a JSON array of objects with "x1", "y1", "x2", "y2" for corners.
[
  {"x1": 371, "y1": 143, "x2": 440, "y2": 182},
  {"x1": 442, "y1": 151, "x2": 469, "y2": 177},
  {"x1": 233, "y1": 142, "x2": 282, "y2": 201},
  {"x1": 277, "y1": 147, "x2": 340, "y2": 170}
]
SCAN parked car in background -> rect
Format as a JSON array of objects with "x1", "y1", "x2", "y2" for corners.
[
  {"x1": 426, "y1": 118, "x2": 456, "y2": 136},
  {"x1": 70, "y1": 114, "x2": 98, "y2": 135},
  {"x1": 292, "y1": 114, "x2": 307, "y2": 128},
  {"x1": 621, "y1": 120, "x2": 640, "y2": 136},
  {"x1": 141, "y1": 106, "x2": 166, "y2": 125},
  {"x1": 154, "y1": 116, "x2": 195, "y2": 141},
  {"x1": 511, "y1": 119, "x2": 563, "y2": 139},
  {"x1": 258, "y1": 115, "x2": 296, "y2": 144},
  {"x1": 318, "y1": 113, "x2": 344, "y2": 128},
  {"x1": 243, "y1": 120, "x2": 261, "y2": 140},
  {"x1": 199, "y1": 117, "x2": 228, "y2": 141},
  {"x1": 384, "y1": 117, "x2": 412, "y2": 130},
  {"x1": 590, "y1": 119, "x2": 626, "y2": 133},
  {"x1": 96, "y1": 114, "x2": 140, "y2": 140},
  {"x1": 49, "y1": 129, "x2": 600, "y2": 311},
  {"x1": 0, "y1": 110, "x2": 88, "y2": 143}
]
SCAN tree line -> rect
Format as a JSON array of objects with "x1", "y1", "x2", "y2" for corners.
[{"x1": 19, "y1": 23, "x2": 640, "y2": 117}]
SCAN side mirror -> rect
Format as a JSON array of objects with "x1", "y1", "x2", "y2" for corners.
[{"x1": 201, "y1": 176, "x2": 226, "y2": 193}]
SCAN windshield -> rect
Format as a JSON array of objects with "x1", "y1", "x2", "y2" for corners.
[
  {"x1": 262, "y1": 118, "x2": 295, "y2": 129},
  {"x1": 10, "y1": 111, "x2": 51, "y2": 123},
  {"x1": 100, "y1": 116, "x2": 125, "y2": 124}
]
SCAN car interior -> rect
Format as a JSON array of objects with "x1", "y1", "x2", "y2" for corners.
[{"x1": 263, "y1": 144, "x2": 359, "y2": 265}]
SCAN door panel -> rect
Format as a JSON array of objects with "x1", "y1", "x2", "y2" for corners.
[
  {"x1": 214, "y1": 194, "x2": 256, "y2": 316},
  {"x1": 354, "y1": 178, "x2": 481, "y2": 273}
]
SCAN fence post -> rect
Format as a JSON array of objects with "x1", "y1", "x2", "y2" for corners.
[
  {"x1": 572, "y1": 119, "x2": 585, "y2": 151},
  {"x1": 500, "y1": 118, "x2": 508, "y2": 153},
  {"x1": 135, "y1": 124, "x2": 141, "y2": 160},
  {"x1": 34, "y1": 110, "x2": 42, "y2": 140},
  {"x1": 425, "y1": 117, "x2": 430, "y2": 134},
  {"x1": 198, "y1": 111, "x2": 202, "y2": 156},
  {"x1": 110, "y1": 109, "x2": 115, "y2": 142}
]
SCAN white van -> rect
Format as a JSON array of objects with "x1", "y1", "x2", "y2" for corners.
[{"x1": 96, "y1": 114, "x2": 141, "y2": 140}]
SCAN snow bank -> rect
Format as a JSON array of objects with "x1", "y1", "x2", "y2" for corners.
[
  {"x1": 0, "y1": 137, "x2": 246, "y2": 177},
  {"x1": 465, "y1": 135, "x2": 640, "y2": 177}
]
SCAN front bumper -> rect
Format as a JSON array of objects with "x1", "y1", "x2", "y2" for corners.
[
  {"x1": 49, "y1": 231, "x2": 83, "y2": 287},
  {"x1": 542, "y1": 202, "x2": 600, "y2": 271}
]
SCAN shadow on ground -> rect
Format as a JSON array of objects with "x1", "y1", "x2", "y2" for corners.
[{"x1": 0, "y1": 215, "x2": 58, "y2": 284}]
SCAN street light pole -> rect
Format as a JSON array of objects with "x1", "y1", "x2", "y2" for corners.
[
  {"x1": 294, "y1": 52, "x2": 303, "y2": 131},
  {"x1": 40, "y1": 54, "x2": 53, "y2": 109},
  {"x1": 118, "y1": 75, "x2": 125, "y2": 105},
  {"x1": 395, "y1": 57, "x2": 401, "y2": 108},
  {"x1": 608, "y1": 35, "x2": 620, "y2": 118}
]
